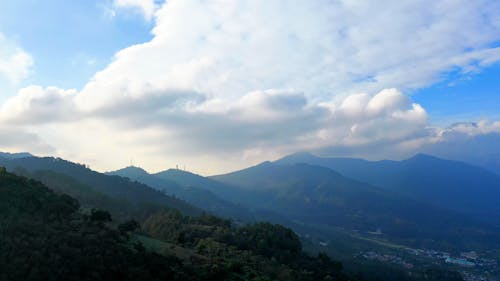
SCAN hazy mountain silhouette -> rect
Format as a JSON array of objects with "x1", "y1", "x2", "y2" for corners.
[
  {"x1": 0, "y1": 155, "x2": 201, "y2": 216},
  {"x1": 421, "y1": 131, "x2": 500, "y2": 175},
  {"x1": 277, "y1": 152, "x2": 500, "y2": 225},
  {"x1": 154, "y1": 168, "x2": 250, "y2": 201},
  {"x1": 108, "y1": 166, "x2": 253, "y2": 220},
  {"x1": 0, "y1": 152, "x2": 33, "y2": 159},
  {"x1": 3, "y1": 152, "x2": 500, "y2": 252},
  {"x1": 211, "y1": 161, "x2": 500, "y2": 250}
]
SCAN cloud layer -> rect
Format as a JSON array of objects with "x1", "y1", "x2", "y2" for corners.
[
  {"x1": 0, "y1": 33, "x2": 33, "y2": 84},
  {"x1": 1, "y1": 0, "x2": 500, "y2": 174},
  {"x1": 113, "y1": 0, "x2": 158, "y2": 20},
  {"x1": 420, "y1": 121, "x2": 500, "y2": 175}
]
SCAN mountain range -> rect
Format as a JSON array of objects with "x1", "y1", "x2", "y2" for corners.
[
  {"x1": 210, "y1": 160, "x2": 500, "y2": 251},
  {"x1": 1, "y1": 151, "x2": 500, "y2": 262},
  {"x1": 107, "y1": 166, "x2": 253, "y2": 221},
  {"x1": 105, "y1": 153, "x2": 500, "y2": 253},
  {"x1": 277, "y1": 152, "x2": 500, "y2": 226},
  {"x1": 0, "y1": 156, "x2": 201, "y2": 219}
]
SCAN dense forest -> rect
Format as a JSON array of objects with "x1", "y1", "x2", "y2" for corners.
[{"x1": 0, "y1": 167, "x2": 465, "y2": 281}]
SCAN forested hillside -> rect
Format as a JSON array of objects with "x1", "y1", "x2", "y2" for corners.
[
  {"x1": 0, "y1": 165, "x2": 466, "y2": 281},
  {"x1": 0, "y1": 167, "x2": 356, "y2": 281},
  {"x1": 212, "y1": 162, "x2": 500, "y2": 251},
  {"x1": 107, "y1": 166, "x2": 253, "y2": 221},
  {"x1": 277, "y1": 153, "x2": 500, "y2": 226},
  {"x1": 0, "y1": 156, "x2": 201, "y2": 216},
  {"x1": 0, "y1": 167, "x2": 191, "y2": 281}
]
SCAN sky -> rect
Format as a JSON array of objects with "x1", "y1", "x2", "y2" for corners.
[{"x1": 0, "y1": 0, "x2": 499, "y2": 175}]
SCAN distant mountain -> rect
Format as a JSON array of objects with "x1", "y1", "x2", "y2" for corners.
[
  {"x1": 212, "y1": 161, "x2": 500, "y2": 250},
  {"x1": 421, "y1": 129, "x2": 500, "y2": 175},
  {"x1": 152, "y1": 168, "x2": 330, "y2": 233},
  {"x1": 155, "y1": 169, "x2": 220, "y2": 188},
  {"x1": 107, "y1": 166, "x2": 188, "y2": 198},
  {"x1": 0, "y1": 152, "x2": 33, "y2": 159},
  {"x1": 109, "y1": 165, "x2": 151, "y2": 179},
  {"x1": 153, "y1": 168, "x2": 249, "y2": 202},
  {"x1": 277, "y1": 152, "x2": 500, "y2": 226},
  {"x1": 0, "y1": 155, "x2": 201, "y2": 217},
  {"x1": 107, "y1": 167, "x2": 253, "y2": 220}
]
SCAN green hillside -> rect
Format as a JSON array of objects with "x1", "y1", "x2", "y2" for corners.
[
  {"x1": 108, "y1": 166, "x2": 253, "y2": 221},
  {"x1": 0, "y1": 167, "x2": 191, "y2": 281},
  {"x1": 0, "y1": 156, "x2": 201, "y2": 216},
  {"x1": 0, "y1": 155, "x2": 472, "y2": 281},
  {"x1": 0, "y1": 167, "x2": 366, "y2": 281},
  {"x1": 212, "y1": 162, "x2": 500, "y2": 251}
]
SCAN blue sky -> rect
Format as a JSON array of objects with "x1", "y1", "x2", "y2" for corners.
[
  {"x1": 0, "y1": 0, "x2": 153, "y2": 91},
  {"x1": 0, "y1": 0, "x2": 499, "y2": 174},
  {"x1": 413, "y1": 63, "x2": 500, "y2": 125}
]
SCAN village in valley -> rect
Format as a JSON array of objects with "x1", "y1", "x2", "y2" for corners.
[{"x1": 359, "y1": 248, "x2": 499, "y2": 281}]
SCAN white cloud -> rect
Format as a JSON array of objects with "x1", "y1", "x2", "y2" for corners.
[
  {"x1": 317, "y1": 89, "x2": 428, "y2": 147},
  {"x1": 79, "y1": 0, "x2": 500, "y2": 108},
  {"x1": 1, "y1": 0, "x2": 500, "y2": 174},
  {"x1": 418, "y1": 122, "x2": 500, "y2": 174},
  {"x1": 0, "y1": 125, "x2": 54, "y2": 154},
  {"x1": 113, "y1": 0, "x2": 158, "y2": 21},
  {"x1": 0, "y1": 86, "x2": 430, "y2": 173},
  {"x1": 441, "y1": 120, "x2": 500, "y2": 137},
  {"x1": 0, "y1": 86, "x2": 78, "y2": 124},
  {"x1": 0, "y1": 33, "x2": 33, "y2": 84},
  {"x1": 366, "y1": 89, "x2": 411, "y2": 117}
]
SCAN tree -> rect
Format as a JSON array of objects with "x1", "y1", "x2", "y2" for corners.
[
  {"x1": 118, "y1": 220, "x2": 140, "y2": 234},
  {"x1": 90, "y1": 209, "x2": 112, "y2": 222}
]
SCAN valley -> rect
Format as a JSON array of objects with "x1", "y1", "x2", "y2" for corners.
[{"x1": 1, "y1": 152, "x2": 498, "y2": 280}]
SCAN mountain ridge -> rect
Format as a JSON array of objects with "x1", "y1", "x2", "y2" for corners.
[
  {"x1": 276, "y1": 152, "x2": 500, "y2": 226},
  {"x1": 211, "y1": 160, "x2": 500, "y2": 251},
  {"x1": 0, "y1": 154, "x2": 202, "y2": 216},
  {"x1": 107, "y1": 166, "x2": 256, "y2": 221}
]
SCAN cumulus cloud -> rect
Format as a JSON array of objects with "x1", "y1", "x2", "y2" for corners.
[
  {"x1": 1, "y1": 0, "x2": 500, "y2": 173},
  {"x1": 317, "y1": 89, "x2": 428, "y2": 147},
  {"x1": 419, "y1": 121, "x2": 500, "y2": 174},
  {"x1": 0, "y1": 85, "x2": 430, "y2": 173},
  {"x1": 113, "y1": 0, "x2": 158, "y2": 21},
  {"x1": 80, "y1": 0, "x2": 500, "y2": 108},
  {"x1": 0, "y1": 126, "x2": 54, "y2": 154},
  {"x1": 0, "y1": 33, "x2": 33, "y2": 84},
  {"x1": 440, "y1": 121, "x2": 500, "y2": 137},
  {"x1": 0, "y1": 86, "x2": 78, "y2": 124}
]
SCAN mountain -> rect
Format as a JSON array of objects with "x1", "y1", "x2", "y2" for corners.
[
  {"x1": 0, "y1": 168, "x2": 196, "y2": 281},
  {"x1": 0, "y1": 155, "x2": 201, "y2": 217},
  {"x1": 277, "y1": 152, "x2": 500, "y2": 226},
  {"x1": 109, "y1": 165, "x2": 152, "y2": 179},
  {"x1": 421, "y1": 130, "x2": 500, "y2": 175},
  {"x1": 110, "y1": 167, "x2": 309, "y2": 227},
  {"x1": 211, "y1": 161, "x2": 500, "y2": 251},
  {"x1": 153, "y1": 168, "x2": 250, "y2": 202},
  {"x1": 107, "y1": 167, "x2": 252, "y2": 220},
  {"x1": 0, "y1": 156, "x2": 474, "y2": 280},
  {"x1": 0, "y1": 152, "x2": 33, "y2": 159},
  {"x1": 0, "y1": 168, "x2": 367, "y2": 281},
  {"x1": 20, "y1": 169, "x2": 160, "y2": 221}
]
